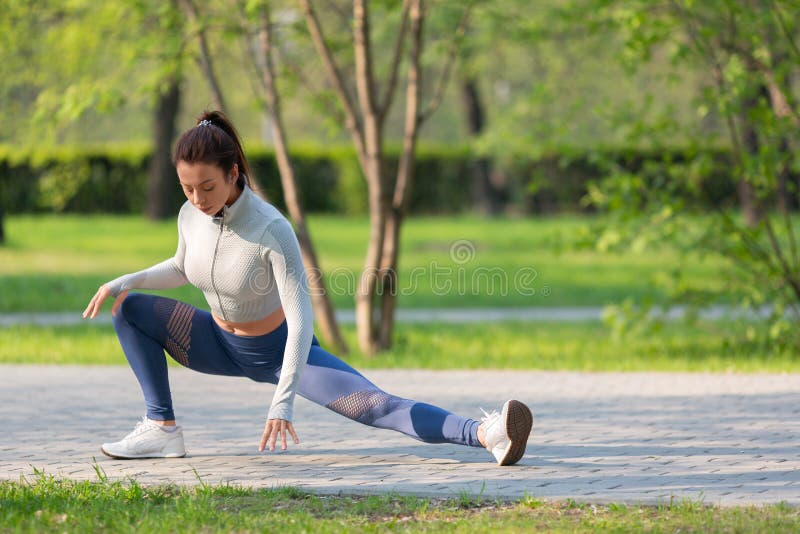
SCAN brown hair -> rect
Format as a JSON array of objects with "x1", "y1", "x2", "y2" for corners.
[{"x1": 172, "y1": 110, "x2": 255, "y2": 190}]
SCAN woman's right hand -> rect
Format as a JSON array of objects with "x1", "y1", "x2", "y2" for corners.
[{"x1": 83, "y1": 286, "x2": 128, "y2": 319}]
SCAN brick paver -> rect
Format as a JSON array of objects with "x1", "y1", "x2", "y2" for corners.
[{"x1": 2, "y1": 365, "x2": 798, "y2": 506}]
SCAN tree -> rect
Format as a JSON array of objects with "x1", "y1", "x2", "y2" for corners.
[
  {"x1": 146, "y1": 1, "x2": 187, "y2": 220},
  {"x1": 146, "y1": 76, "x2": 184, "y2": 220},
  {"x1": 299, "y1": 0, "x2": 472, "y2": 354},
  {"x1": 238, "y1": 0, "x2": 350, "y2": 354},
  {"x1": 0, "y1": 0, "x2": 198, "y2": 219},
  {"x1": 586, "y1": 0, "x2": 800, "y2": 345},
  {"x1": 177, "y1": 0, "x2": 349, "y2": 353}
]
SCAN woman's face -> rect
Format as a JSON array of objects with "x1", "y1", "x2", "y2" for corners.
[{"x1": 176, "y1": 161, "x2": 240, "y2": 216}]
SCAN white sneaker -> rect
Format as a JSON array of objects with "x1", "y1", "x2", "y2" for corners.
[
  {"x1": 101, "y1": 417, "x2": 186, "y2": 459},
  {"x1": 480, "y1": 399, "x2": 533, "y2": 466}
]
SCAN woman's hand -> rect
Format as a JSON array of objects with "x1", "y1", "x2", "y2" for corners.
[
  {"x1": 260, "y1": 418, "x2": 299, "y2": 452},
  {"x1": 83, "y1": 286, "x2": 128, "y2": 319}
]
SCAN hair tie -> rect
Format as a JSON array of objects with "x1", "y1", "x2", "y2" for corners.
[{"x1": 198, "y1": 119, "x2": 212, "y2": 127}]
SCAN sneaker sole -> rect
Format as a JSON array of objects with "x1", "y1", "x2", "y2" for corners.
[
  {"x1": 499, "y1": 400, "x2": 533, "y2": 466},
  {"x1": 100, "y1": 446, "x2": 186, "y2": 460}
]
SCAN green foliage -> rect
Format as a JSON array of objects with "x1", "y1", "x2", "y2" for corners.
[
  {"x1": 0, "y1": 1, "x2": 186, "y2": 145},
  {"x1": 580, "y1": 0, "x2": 800, "y2": 348},
  {"x1": 329, "y1": 148, "x2": 367, "y2": 215},
  {"x1": 0, "y1": 143, "x2": 743, "y2": 216},
  {"x1": 0, "y1": 144, "x2": 150, "y2": 214}
]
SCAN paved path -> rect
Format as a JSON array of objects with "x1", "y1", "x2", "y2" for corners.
[
  {"x1": 2, "y1": 365, "x2": 798, "y2": 506},
  {"x1": 0, "y1": 305, "x2": 779, "y2": 327}
]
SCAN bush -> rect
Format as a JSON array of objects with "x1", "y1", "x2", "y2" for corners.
[{"x1": 0, "y1": 143, "x2": 738, "y2": 215}]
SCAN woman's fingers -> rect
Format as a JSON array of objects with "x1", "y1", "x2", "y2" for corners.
[
  {"x1": 259, "y1": 424, "x2": 270, "y2": 452},
  {"x1": 269, "y1": 423, "x2": 278, "y2": 451},
  {"x1": 259, "y1": 419, "x2": 299, "y2": 452},
  {"x1": 260, "y1": 420, "x2": 278, "y2": 452},
  {"x1": 111, "y1": 290, "x2": 128, "y2": 317},
  {"x1": 82, "y1": 294, "x2": 96, "y2": 318},
  {"x1": 90, "y1": 292, "x2": 104, "y2": 318},
  {"x1": 259, "y1": 428, "x2": 268, "y2": 452},
  {"x1": 280, "y1": 425, "x2": 288, "y2": 450},
  {"x1": 287, "y1": 423, "x2": 300, "y2": 444},
  {"x1": 83, "y1": 291, "x2": 101, "y2": 319},
  {"x1": 83, "y1": 286, "x2": 121, "y2": 319}
]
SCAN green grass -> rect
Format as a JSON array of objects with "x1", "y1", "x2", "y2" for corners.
[
  {"x1": 0, "y1": 213, "x2": 725, "y2": 312},
  {"x1": 2, "y1": 320, "x2": 797, "y2": 372},
  {"x1": 1, "y1": 475, "x2": 797, "y2": 533}
]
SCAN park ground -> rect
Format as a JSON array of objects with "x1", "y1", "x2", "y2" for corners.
[{"x1": 2, "y1": 214, "x2": 799, "y2": 532}]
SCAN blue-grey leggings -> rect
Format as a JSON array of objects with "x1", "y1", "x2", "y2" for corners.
[{"x1": 112, "y1": 293, "x2": 481, "y2": 447}]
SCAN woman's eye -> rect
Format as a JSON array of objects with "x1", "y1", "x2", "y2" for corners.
[{"x1": 203, "y1": 187, "x2": 215, "y2": 192}]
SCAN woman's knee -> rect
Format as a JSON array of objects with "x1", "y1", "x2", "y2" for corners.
[{"x1": 112, "y1": 292, "x2": 151, "y2": 326}]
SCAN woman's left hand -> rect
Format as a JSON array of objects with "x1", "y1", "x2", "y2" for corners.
[{"x1": 259, "y1": 418, "x2": 299, "y2": 452}]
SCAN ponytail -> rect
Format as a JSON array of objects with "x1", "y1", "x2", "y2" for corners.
[{"x1": 173, "y1": 110, "x2": 264, "y2": 197}]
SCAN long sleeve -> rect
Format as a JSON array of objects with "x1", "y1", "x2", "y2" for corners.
[
  {"x1": 262, "y1": 218, "x2": 314, "y2": 422},
  {"x1": 104, "y1": 209, "x2": 190, "y2": 296}
]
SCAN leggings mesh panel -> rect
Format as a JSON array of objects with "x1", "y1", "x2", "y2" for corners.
[
  {"x1": 153, "y1": 299, "x2": 194, "y2": 367},
  {"x1": 326, "y1": 390, "x2": 394, "y2": 423}
]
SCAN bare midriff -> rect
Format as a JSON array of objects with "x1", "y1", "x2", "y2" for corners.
[{"x1": 212, "y1": 306, "x2": 286, "y2": 336}]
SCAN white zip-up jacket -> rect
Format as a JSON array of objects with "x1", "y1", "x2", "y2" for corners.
[{"x1": 105, "y1": 184, "x2": 313, "y2": 422}]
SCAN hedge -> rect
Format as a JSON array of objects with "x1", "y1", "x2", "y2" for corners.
[{"x1": 0, "y1": 143, "x2": 738, "y2": 215}]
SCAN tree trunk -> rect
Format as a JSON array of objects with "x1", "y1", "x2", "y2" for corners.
[
  {"x1": 146, "y1": 77, "x2": 182, "y2": 220},
  {"x1": 302, "y1": 0, "x2": 467, "y2": 355},
  {"x1": 738, "y1": 88, "x2": 766, "y2": 227},
  {"x1": 356, "y1": 154, "x2": 387, "y2": 356},
  {"x1": 378, "y1": 0, "x2": 424, "y2": 350},
  {"x1": 775, "y1": 136, "x2": 795, "y2": 213},
  {"x1": 256, "y1": 5, "x2": 348, "y2": 355},
  {"x1": 460, "y1": 76, "x2": 503, "y2": 216},
  {"x1": 762, "y1": 51, "x2": 797, "y2": 213},
  {"x1": 353, "y1": 0, "x2": 389, "y2": 356},
  {"x1": 178, "y1": 0, "x2": 226, "y2": 112}
]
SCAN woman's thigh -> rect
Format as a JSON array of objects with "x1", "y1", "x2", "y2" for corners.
[
  {"x1": 289, "y1": 341, "x2": 387, "y2": 408},
  {"x1": 118, "y1": 293, "x2": 247, "y2": 377}
]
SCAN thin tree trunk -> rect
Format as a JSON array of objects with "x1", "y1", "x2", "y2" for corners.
[
  {"x1": 460, "y1": 76, "x2": 502, "y2": 215},
  {"x1": 146, "y1": 77, "x2": 182, "y2": 220},
  {"x1": 739, "y1": 88, "x2": 765, "y2": 227},
  {"x1": 762, "y1": 50, "x2": 797, "y2": 212},
  {"x1": 302, "y1": 0, "x2": 468, "y2": 355},
  {"x1": 378, "y1": 0, "x2": 424, "y2": 350},
  {"x1": 178, "y1": 0, "x2": 227, "y2": 112},
  {"x1": 354, "y1": 0, "x2": 388, "y2": 356},
  {"x1": 776, "y1": 136, "x2": 793, "y2": 212},
  {"x1": 256, "y1": 4, "x2": 348, "y2": 355}
]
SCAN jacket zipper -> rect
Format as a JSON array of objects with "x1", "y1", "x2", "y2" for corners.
[{"x1": 211, "y1": 213, "x2": 227, "y2": 321}]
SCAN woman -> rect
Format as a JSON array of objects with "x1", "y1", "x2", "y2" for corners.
[{"x1": 83, "y1": 110, "x2": 533, "y2": 466}]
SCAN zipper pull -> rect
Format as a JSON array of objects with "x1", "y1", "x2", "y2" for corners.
[{"x1": 212, "y1": 211, "x2": 224, "y2": 227}]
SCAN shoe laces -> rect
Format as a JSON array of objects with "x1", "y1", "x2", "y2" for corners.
[
  {"x1": 479, "y1": 407, "x2": 500, "y2": 425},
  {"x1": 123, "y1": 416, "x2": 154, "y2": 440}
]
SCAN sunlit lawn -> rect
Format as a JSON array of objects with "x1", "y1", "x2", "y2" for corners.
[
  {"x1": 2, "y1": 320, "x2": 797, "y2": 372},
  {"x1": 0, "y1": 213, "x2": 726, "y2": 312},
  {"x1": 1, "y1": 476, "x2": 797, "y2": 533}
]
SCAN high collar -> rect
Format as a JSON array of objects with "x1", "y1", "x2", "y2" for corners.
[{"x1": 211, "y1": 182, "x2": 252, "y2": 226}]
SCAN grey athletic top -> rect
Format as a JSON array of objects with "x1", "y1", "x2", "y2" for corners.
[{"x1": 104, "y1": 184, "x2": 313, "y2": 421}]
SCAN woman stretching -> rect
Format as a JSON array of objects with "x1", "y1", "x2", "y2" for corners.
[{"x1": 82, "y1": 111, "x2": 533, "y2": 466}]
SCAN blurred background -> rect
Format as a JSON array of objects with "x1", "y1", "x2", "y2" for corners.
[{"x1": 1, "y1": 0, "x2": 799, "y2": 365}]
